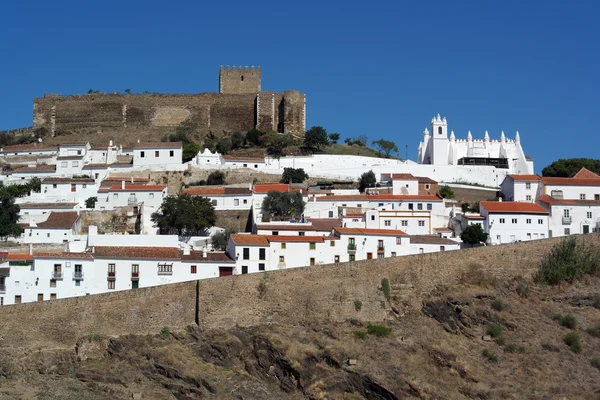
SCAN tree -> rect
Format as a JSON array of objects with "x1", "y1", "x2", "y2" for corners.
[
  {"x1": 125, "y1": 88, "x2": 131, "y2": 94},
  {"x1": 262, "y1": 190, "x2": 305, "y2": 220},
  {"x1": 182, "y1": 142, "x2": 201, "y2": 163},
  {"x1": 171, "y1": 120, "x2": 199, "y2": 145},
  {"x1": 216, "y1": 138, "x2": 232, "y2": 154},
  {"x1": 328, "y1": 133, "x2": 340, "y2": 144},
  {"x1": 151, "y1": 194, "x2": 216, "y2": 236},
  {"x1": 439, "y1": 185, "x2": 455, "y2": 199},
  {"x1": 460, "y1": 224, "x2": 488, "y2": 247},
  {"x1": 231, "y1": 131, "x2": 246, "y2": 149},
  {"x1": 246, "y1": 129, "x2": 263, "y2": 146},
  {"x1": 85, "y1": 196, "x2": 98, "y2": 209},
  {"x1": 542, "y1": 158, "x2": 600, "y2": 177},
  {"x1": 206, "y1": 171, "x2": 226, "y2": 185},
  {"x1": 280, "y1": 167, "x2": 309, "y2": 184},
  {"x1": 266, "y1": 134, "x2": 291, "y2": 159},
  {"x1": 211, "y1": 228, "x2": 236, "y2": 251},
  {"x1": 372, "y1": 139, "x2": 398, "y2": 158},
  {"x1": 358, "y1": 170, "x2": 377, "y2": 193},
  {"x1": 0, "y1": 190, "x2": 22, "y2": 241},
  {"x1": 304, "y1": 126, "x2": 329, "y2": 150},
  {"x1": 27, "y1": 177, "x2": 41, "y2": 193}
]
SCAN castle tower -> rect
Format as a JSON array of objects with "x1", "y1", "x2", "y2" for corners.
[
  {"x1": 430, "y1": 114, "x2": 449, "y2": 165},
  {"x1": 219, "y1": 65, "x2": 261, "y2": 94}
]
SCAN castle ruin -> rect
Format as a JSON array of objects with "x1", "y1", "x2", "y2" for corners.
[{"x1": 33, "y1": 66, "x2": 306, "y2": 136}]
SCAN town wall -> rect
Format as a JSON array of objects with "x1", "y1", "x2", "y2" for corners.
[{"x1": 1, "y1": 236, "x2": 597, "y2": 349}]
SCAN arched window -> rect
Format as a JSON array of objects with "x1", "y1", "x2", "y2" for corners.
[
  {"x1": 241, "y1": 75, "x2": 244, "y2": 81},
  {"x1": 438, "y1": 126, "x2": 442, "y2": 135}
]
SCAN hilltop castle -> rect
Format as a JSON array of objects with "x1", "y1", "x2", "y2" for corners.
[
  {"x1": 417, "y1": 114, "x2": 533, "y2": 175},
  {"x1": 33, "y1": 66, "x2": 306, "y2": 136}
]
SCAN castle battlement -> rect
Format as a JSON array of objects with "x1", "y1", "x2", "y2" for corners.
[{"x1": 220, "y1": 65, "x2": 260, "y2": 71}]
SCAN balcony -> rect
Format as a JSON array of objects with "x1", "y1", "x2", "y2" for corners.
[
  {"x1": 107, "y1": 271, "x2": 116, "y2": 280},
  {"x1": 347, "y1": 243, "x2": 357, "y2": 254},
  {"x1": 377, "y1": 245, "x2": 385, "y2": 253},
  {"x1": 562, "y1": 216, "x2": 572, "y2": 225},
  {"x1": 131, "y1": 271, "x2": 139, "y2": 281},
  {"x1": 52, "y1": 271, "x2": 63, "y2": 279},
  {"x1": 73, "y1": 271, "x2": 84, "y2": 280}
]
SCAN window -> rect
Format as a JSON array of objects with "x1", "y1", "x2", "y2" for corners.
[
  {"x1": 564, "y1": 209, "x2": 570, "y2": 218},
  {"x1": 377, "y1": 253, "x2": 384, "y2": 259},
  {"x1": 357, "y1": 204, "x2": 362, "y2": 208},
  {"x1": 169, "y1": 150, "x2": 174, "y2": 157},
  {"x1": 525, "y1": 183, "x2": 531, "y2": 190},
  {"x1": 334, "y1": 255, "x2": 340, "y2": 263},
  {"x1": 401, "y1": 220, "x2": 408, "y2": 226},
  {"x1": 71, "y1": 183, "x2": 76, "y2": 192},
  {"x1": 580, "y1": 194, "x2": 586, "y2": 200},
  {"x1": 254, "y1": 164, "x2": 258, "y2": 168},
  {"x1": 310, "y1": 258, "x2": 315, "y2": 266},
  {"x1": 396, "y1": 237, "x2": 402, "y2": 244},
  {"x1": 38, "y1": 294, "x2": 43, "y2": 302},
  {"x1": 155, "y1": 151, "x2": 159, "y2": 157},
  {"x1": 279, "y1": 255, "x2": 285, "y2": 263},
  {"x1": 158, "y1": 263, "x2": 173, "y2": 274},
  {"x1": 113, "y1": 193, "x2": 118, "y2": 199},
  {"x1": 15, "y1": 295, "x2": 21, "y2": 304},
  {"x1": 499, "y1": 218, "x2": 505, "y2": 223},
  {"x1": 259, "y1": 248, "x2": 265, "y2": 260},
  {"x1": 342, "y1": 204, "x2": 347, "y2": 207},
  {"x1": 588, "y1": 212, "x2": 593, "y2": 219},
  {"x1": 108, "y1": 264, "x2": 116, "y2": 277},
  {"x1": 140, "y1": 151, "x2": 145, "y2": 158},
  {"x1": 408, "y1": 203, "x2": 413, "y2": 210},
  {"x1": 328, "y1": 211, "x2": 334, "y2": 218},
  {"x1": 243, "y1": 164, "x2": 247, "y2": 168},
  {"x1": 241, "y1": 265, "x2": 248, "y2": 274},
  {"x1": 132, "y1": 281, "x2": 139, "y2": 289},
  {"x1": 234, "y1": 199, "x2": 239, "y2": 206},
  {"x1": 211, "y1": 200, "x2": 217, "y2": 206},
  {"x1": 564, "y1": 228, "x2": 571, "y2": 235},
  {"x1": 61, "y1": 161, "x2": 67, "y2": 168},
  {"x1": 596, "y1": 194, "x2": 600, "y2": 201},
  {"x1": 108, "y1": 280, "x2": 115, "y2": 290},
  {"x1": 77, "y1": 150, "x2": 82, "y2": 155},
  {"x1": 440, "y1": 246, "x2": 445, "y2": 251},
  {"x1": 538, "y1": 219, "x2": 543, "y2": 224},
  {"x1": 272, "y1": 231, "x2": 279, "y2": 236},
  {"x1": 349, "y1": 254, "x2": 355, "y2": 262},
  {"x1": 50, "y1": 293, "x2": 57, "y2": 300},
  {"x1": 427, "y1": 203, "x2": 432, "y2": 211},
  {"x1": 371, "y1": 215, "x2": 375, "y2": 221},
  {"x1": 72, "y1": 161, "x2": 78, "y2": 167},
  {"x1": 243, "y1": 248, "x2": 250, "y2": 260},
  {"x1": 526, "y1": 218, "x2": 531, "y2": 224},
  {"x1": 391, "y1": 252, "x2": 396, "y2": 257},
  {"x1": 299, "y1": 232, "x2": 305, "y2": 236},
  {"x1": 190, "y1": 265, "x2": 197, "y2": 274},
  {"x1": 526, "y1": 195, "x2": 532, "y2": 201},
  {"x1": 512, "y1": 218, "x2": 517, "y2": 223},
  {"x1": 418, "y1": 220, "x2": 425, "y2": 227},
  {"x1": 259, "y1": 263, "x2": 265, "y2": 271},
  {"x1": 243, "y1": 199, "x2": 247, "y2": 204},
  {"x1": 50, "y1": 279, "x2": 56, "y2": 287},
  {"x1": 83, "y1": 184, "x2": 87, "y2": 189},
  {"x1": 52, "y1": 184, "x2": 57, "y2": 189},
  {"x1": 527, "y1": 233, "x2": 532, "y2": 240},
  {"x1": 281, "y1": 243, "x2": 286, "y2": 249},
  {"x1": 384, "y1": 220, "x2": 391, "y2": 227},
  {"x1": 149, "y1": 193, "x2": 154, "y2": 199},
  {"x1": 330, "y1": 240, "x2": 335, "y2": 247},
  {"x1": 417, "y1": 203, "x2": 423, "y2": 210},
  {"x1": 425, "y1": 184, "x2": 430, "y2": 190},
  {"x1": 309, "y1": 242, "x2": 316, "y2": 250}
]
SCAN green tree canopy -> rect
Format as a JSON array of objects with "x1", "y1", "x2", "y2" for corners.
[
  {"x1": 151, "y1": 194, "x2": 217, "y2": 236},
  {"x1": 358, "y1": 170, "x2": 377, "y2": 193},
  {"x1": 262, "y1": 190, "x2": 305, "y2": 220},
  {"x1": 85, "y1": 196, "x2": 98, "y2": 209},
  {"x1": 328, "y1": 133, "x2": 340, "y2": 144},
  {"x1": 0, "y1": 189, "x2": 22, "y2": 240},
  {"x1": 265, "y1": 134, "x2": 291, "y2": 159},
  {"x1": 246, "y1": 129, "x2": 264, "y2": 146},
  {"x1": 230, "y1": 131, "x2": 246, "y2": 149},
  {"x1": 206, "y1": 171, "x2": 226, "y2": 185},
  {"x1": 439, "y1": 185, "x2": 455, "y2": 199},
  {"x1": 182, "y1": 142, "x2": 201, "y2": 163},
  {"x1": 542, "y1": 158, "x2": 600, "y2": 177},
  {"x1": 304, "y1": 126, "x2": 329, "y2": 150},
  {"x1": 460, "y1": 224, "x2": 488, "y2": 247},
  {"x1": 280, "y1": 167, "x2": 309, "y2": 184},
  {"x1": 211, "y1": 228, "x2": 236, "y2": 251},
  {"x1": 372, "y1": 139, "x2": 398, "y2": 158}
]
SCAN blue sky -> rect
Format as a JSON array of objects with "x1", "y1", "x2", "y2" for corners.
[{"x1": 1, "y1": 0, "x2": 598, "y2": 171}]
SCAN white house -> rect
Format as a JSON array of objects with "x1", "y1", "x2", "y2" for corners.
[
  {"x1": 537, "y1": 195, "x2": 600, "y2": 237},
  {"x1": 500, "y1": 174, "x2": 541, "y2": 202},
  {"x1": 0, "y1": 143, "x2": 57, "y2": 159},
  {"x1": 133, "y1": 143, "x2": 183, "y2": 168},
  {"x1": 96, "y1": 183, "x2": 167, "y2": 210},
  {"x1": 480, "y1": 201, "x2": 549, "y2": 245},
  {"x1": 21, "y1": 211, "x2": 81, "y2": 244},
  {"x1": 408, "y1": 235, "x2": 461, "y2": 254},
  {"x1": 18, "y1": 202, "x2": 80, "y2": 224},
  {"x1": 37, "y1": 177, "x2": 98, "y2": 204},
  {"x1": 181, "y1": 186, "x2": 253, "y2": 210}
]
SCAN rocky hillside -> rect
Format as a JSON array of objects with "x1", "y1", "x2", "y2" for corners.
[{"x1": 0, "y1": 246, "x2": 599, "y2": 399}]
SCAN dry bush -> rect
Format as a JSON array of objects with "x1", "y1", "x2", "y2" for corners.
[{"x1": 459, "y1": 263, "x2": 497, "y2": 287}]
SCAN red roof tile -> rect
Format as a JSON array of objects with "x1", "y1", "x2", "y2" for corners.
[
  {"x1": 183, "y1": 187, "x2": 225, "y2": 195},
  {"x1": 333, "y1": 227, "x2": 408, "y2": 236},
  {"x1": 256, "y1": 224, "x2": 316, "y2": 231},
  {"x1": 308, "y1": 218, "x2": 343, "y2": 231},
  {"x1": 537, "y1": 194, "x2": 600, "y2": 206},
  {"x1": 222, "y1": 155, "x2": 265, "y2": 162},
  {"x1": 33, "y1": 212, "x2": 79, "y2": 229},
  {"x1": 0, "y1": 144, "x2": 57, "y2": 153},
  {"x1": 6, "y1": 253, "x2": 33, "y2": 261},
  {"x1": 253, "y1": 183, "x2": 299, "y2": 194},
  {"x1": 13, "y1": 165, "x2": 56, "y2": 173},
  {"x1": 480, "y1": 201, "x2": 548, "y2": 214},
  {"x1": 181, "y1": 251, "x2": 234, "y2": 263},
  {"x1": 541, "y1": 177, "x2": 600, "y2": 186},
  {"x1": 573, "y1": 168, "x2": 600, "y2": 180},
  {"x1": 43, "y1": 177, "x2": 95, "y2": 183},
  {"x1": 108, "y1": 184, "x2": 166, "y2": 192},
  {"x1": 314, "y1": 194, "x2": 369, "y2": 201},
  {"x1": 230, "y1": 234, "x2": 269, "y2": 246},
  {"x1": 416, "y1": 176, "x2": 438, "y2": 184},
  {"x1": 134, "y1": 142, "x2": 182, "y2": 149},
  {"x1": 368, "y1": 194, "x2": 443, "y2": 201},
  {"x1": 508, "y1": 174, "x2": 542, "y2": 181},
  {"x1": 92, "y1": 246, "x2": 180, "y2": 260},
  {"x1": 266, "y1": 236, "x2": 324, "y2": 243},
  {"x1": 433, "y1": 227, "x2": 453, "y2": 232},
  {"x1": 34, "y1": 252, "x2": 93, "y2": 260},
  {"x1": 390, "y1": 173, "x2": 417, "y2": 180}
]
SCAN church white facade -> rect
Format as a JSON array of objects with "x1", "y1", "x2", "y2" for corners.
[{"x1": 417, "y1": 114, "x2": 533, "y2": 175}]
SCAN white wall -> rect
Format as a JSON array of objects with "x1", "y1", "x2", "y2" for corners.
[
  {"x1": 482, "y1": 211, "x2": 549, "y2": 244},
  {"x1": 134, "y1": 147, "x2": 182, "y2": 167},
  {"x1": 546, "y1": 204, "x2": 600, "y2": 238}
]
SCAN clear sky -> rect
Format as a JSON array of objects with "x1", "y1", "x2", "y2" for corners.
[{"x1": 1, "y1": 0, "x2": 598, "y2": 171}]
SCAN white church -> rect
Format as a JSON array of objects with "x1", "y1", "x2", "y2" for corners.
[{"x1": 417, "y1": 114, "x2": 533, "y2": 175}]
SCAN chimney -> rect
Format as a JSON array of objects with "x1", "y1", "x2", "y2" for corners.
[
  {"x1": 30, "y1": 218, "x2": 37, "y2": 228},
  {"x1": 203, "y1": 247, "x2": 207, "y2": 258},
  {"x1": 121, "y1": 180, "x2": 125, "y2": 190},
  {"x1": 29, "y1": 243, "x2": 33, "y2": 255},
  {"x1": 109, "y1": 140, "x2": 113, "y2": 147},
  {"x1": 183, "y1": 246, "x2": 190, "y2": 256},
  {"x1": 91, "y1": 246, "x2": 95, "y2": 253},
  {"x1": 131, "y1": 176, "x2": 134, "y2": 183},
  {"x1": 63, "y1": 242, "x2": 68, "y2": 252}
]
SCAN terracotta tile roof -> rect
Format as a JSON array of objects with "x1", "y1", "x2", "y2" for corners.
[
  {"x1": 334, "y1": 227, "x2": 408, "y2": 236},
  {"x1": 92, "y1": 246, "x2": 180, "y2": 260},
  {"x1": 43, "y1": 177, "x2": 95, "y2": 183},
  {"x1": 253, "y1": 183, "x2": 302, "y2": 194},
  {"x1": 182, "y1": 187, "x2": 225, "y2": 195},
  {"x1": 573, "y1": 168, "x2": 600, "y2": 180},
  {"x1": 134, "y1": 142, "x2": 182, "y2": 149},
  {"x1": 433, "y1": 227, "x2": 453, "y2": 232},
  {"x1": 59, "y1": 143, "x2": 88, "y2": 147},
  {"x1": 368, "y1": 194, "x2": 443, "y2": 202},
  {"x1": 416, "y1": 176, "x2": 438, "y2": 184},
  {"x1": 266, "y1": 235, "x2": 324, "y2": 243},
  {"x1": 13, "y1": 165, "x2": 56, "y2": 173},
  {"x1": 308, "y1": 218, "x2": 343, "y2": 231},
  {"x1": 540, "y1": 177, "x2": 600, "y2": 186},
  {"x1": 6, "y1": 253, "x2": 33, "y2": 261},
  {"x1": 314, "y1": 194, "x2": 369, "y2": 201},
  {"x1": 256, "y1": 224, "x2": 316, "y2": 231},
  {"x1": 230, "y1": 234, "x2": 269, "y2": 246},
  {"x1": 0, "y1": 144, "x2": 57, "y2": 153},
  {"x1": 82, "y1": 163, "x2": 110, "y2": 169},
  {"x1": 480, "y1": 201, "x2": 548, "y2": 214},
  {"x1": 56, "y1": 155, "x2": 85, "y2": 160},
  {"x1": 343, "y1": 213, "x2": 364, "y2": 218},
  {"x1": 322, "y1": 235, "x2": 339, "y2": 240},
  {"x1": 107, "y1": 184, "x2": 166, "y2": 192},
  {"x1": 181, "y1": 251, "x2": 235, "y2": 263},
  {"x1": 463, "y1": 214, "x2": 486, "y2": 220},
  {"x1": 34, "y1": 252, "x2": 94, "y2": 260},
  {"x1": 33, "y1": 212, "x2": 79, "y2": 229},
  {"x1": 508, "y1": 174, "x2": 542, "y2": 181},
  {"x1": 537, "y1": 194, "x2": 600, "y2": 206},
  {"x1": 19, "y1": 202, "x2": 78, "y2": 209},
  {"x1": 102, "y1": 177, "x2": 150, "y2": 184},
  {"x1": 222, "y1": 155, "x2": 265, "y2": 162},
  {"x1": 390, "y1": 173, "x2": 418, "y2": 180},
  {"x1": 525, "y1": 155, "x2": 534, "y2": 161},
  {"x1": 409, "y1": 235, "x2": 459, "y2": 245}
]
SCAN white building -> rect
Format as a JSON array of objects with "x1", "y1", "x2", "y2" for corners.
[
  {"x1": 95, "y1": 183, "x2": 167, "y2": 210},
  {"x1": 0, "y1": 143, "x2": 57, "y2": 158},
  {"x1": 133, "y1": 143, "x2": 183, "y2": 168},
  {"x1": 18, "y1": 202, "x2": 80, "y2": 224},
  {"x1": 181, "y1": 186, "x2": 253, "y2": 210},
  {"x1": 21, "y1": 211, "x2": 81, "y2": 244},
  {"x1": 500, "y1": 174, "x2": 541, "y2": 202},
  {"x1": 480, "y1": 201, "x2": 549, "y2": 245}
]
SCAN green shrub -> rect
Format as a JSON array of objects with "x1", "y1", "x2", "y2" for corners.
[
  {"x1": 516, "y1": 279, "x2": 529, "y2": 298},
  {"x1": 367, "y1": 324, "x2": 392, "y2": 337},
  {"x1": 586, "y1": 323, "x2": 600, "y2": 338},
  {"x1": 486, "y1": 323, "x2": 504, "y2": 338},
  {"x1": 592, "y1": 357, "x2": 600, "y2": 370},
  {"x1": 86, "y1": 333, "x2": 106, "y2": 341},
  {"x1": 535, "y1": 237, "x2": 600, "y2": 285},
  {"x1": 353, "y1": 331, "x2": 367, "y2": 340},
  {"x1": 354, "y1": 299, "x2": 362, "y2": 311},
  {"x1": 491, "y1": 299, "x2": 505, "y2": 311},
  {"x1": 564, "y1": 332, "x2": 582, "y2": 353},
  {"x1": 160, "y1": 327, "x2": 171, "y2": 339},
  {"x1": 504, "y1": 343, "x2": 526, "y2": 353},
  {"x1": 593, "y1": 295, "x2": 600, "y2": 310},
  {"x1": 482, "y1": 349, "x2": 499, "y2": 362},
  {"x1": 381, "y1": 278, "x2": 391, "y2": 301},
  {"x1": 494, "y1": 335, "x2": 506, "y2": 346},
  {"x1": 553, "y1": 313, "x2": 578, "y2": 329}
]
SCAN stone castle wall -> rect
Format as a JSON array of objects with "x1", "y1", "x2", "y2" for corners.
[{"x1": 1, "y1": 236, "x2": 593, "y2": 350}]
